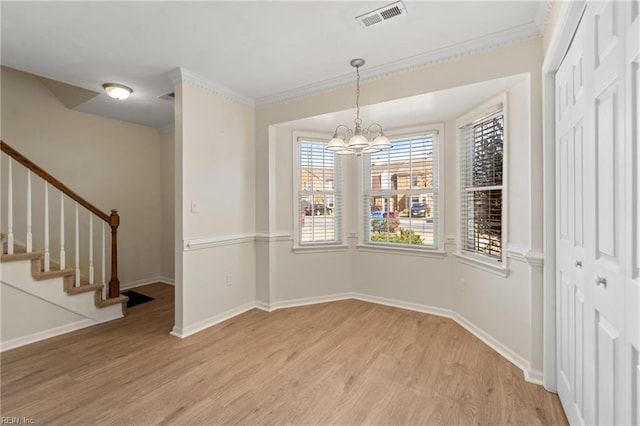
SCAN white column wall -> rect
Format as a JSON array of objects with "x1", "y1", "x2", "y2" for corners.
[{"x1": 172, "y1": 76, "x2": 256, "y2": 337}]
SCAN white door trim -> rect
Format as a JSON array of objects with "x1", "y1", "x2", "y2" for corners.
[{"x1": 541, "y1": 0, "x2": 587, "y2": 393}]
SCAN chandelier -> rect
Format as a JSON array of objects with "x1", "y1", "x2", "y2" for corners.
[{"x1": 326, "y1": 59, "x2": 391, "y2": 156}]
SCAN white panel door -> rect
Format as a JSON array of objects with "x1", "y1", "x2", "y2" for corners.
[
  {"x1": 555, "y1": 10, "x2": 591, "y2": 425},
  {"x1": 555, "y1": 1, "x2": 637, "y2": 424},
  {"x1": 624, "y1": 1, "x2": 639, "y2": 424},
  {"x1": 590, "y1": 2, "x2": 626, "y2": 424}
]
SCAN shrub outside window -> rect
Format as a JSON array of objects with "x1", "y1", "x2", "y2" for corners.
[
  {"x1": 459, "y1": 105, "x2": 504, "y2": 261},
  {"x1": 363, "y1": 130, "x2": 441, "y2": 249}
]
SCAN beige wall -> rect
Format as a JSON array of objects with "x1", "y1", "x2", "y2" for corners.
[
  {"x1": 1, "y1": 66, "x2": 163, "y2": 286},
  {"x1": 159, "y1": 130, "x2": 175, "y2": 281}
]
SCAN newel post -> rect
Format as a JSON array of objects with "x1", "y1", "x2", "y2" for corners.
[{"x1": 108, "y1": 209, "x2": 120, "y2": 298}]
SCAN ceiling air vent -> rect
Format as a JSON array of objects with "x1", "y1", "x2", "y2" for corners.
[
  {"x1": 158, "y1": 92, "x2": 175, "y2": 102},
  {"x1": 356, "y1": 1, "x2": 407, "y2": 28}
]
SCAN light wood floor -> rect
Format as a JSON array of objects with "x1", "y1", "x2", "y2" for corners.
[{"x1": 1, "y1": 283, "x2": 567, "y2": 425}]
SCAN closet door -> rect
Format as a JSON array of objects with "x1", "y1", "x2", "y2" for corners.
[
  {"x1": 624, "y1": 1, "x2": 639, "y2": 425},
  {"x1": 555, "y1": 12, "x2": 590, "y2": 424},
  {"x1": 556, "y1": 1, "x2": 637, "y2": 424},
  {"x1": 589, "y1": 2, "x2": 627, "y2": 424}
]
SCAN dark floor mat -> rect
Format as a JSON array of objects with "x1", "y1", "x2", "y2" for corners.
[{"x1": 122, "y1": 290, "x2": 155, "y2": 308}]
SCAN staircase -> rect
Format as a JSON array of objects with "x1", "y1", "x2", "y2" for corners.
[{"x1": 1, "y1": 141, "x2": 128, "y2": 351}]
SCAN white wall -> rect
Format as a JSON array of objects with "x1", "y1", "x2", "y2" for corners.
[
  {"x1": 255, "y1": 38, "x2": 546, "y2": 381},
  {"x1": 172, "y1": 74, "x2": 256, "y2": 337},
  {"x1": 1, "y1": 66, "x2": 164, "y2": 287}
]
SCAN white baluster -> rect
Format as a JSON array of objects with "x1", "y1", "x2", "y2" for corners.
[
  {"x1": 44, "y1": 184, "x2": 50, "y2": 271},
  {"x1": 101, "y1": 222, "x2": 106, "y2": 299},
  {"x1": 26, "y1": 171, "x2": 32, "y2": 253},
  {"x1": 7, "y1": 158, "x2": 14, "y2": 254},
  {"x1": 75, "y1": 202, "x2": 80, "y2": 286},
  {"x1": 60, "y1": 192, "x2": 65, "y2": 268},
  {"x1": 88, "y1": 214, "x2": 94, "y2": 284}
]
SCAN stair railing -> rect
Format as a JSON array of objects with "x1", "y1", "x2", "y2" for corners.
[{"x1": 1, "y1": 140, "x2": 120, "y2": 299}]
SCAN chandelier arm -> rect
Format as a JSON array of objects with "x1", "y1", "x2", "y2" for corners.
[
  {"x1": 367, "y1": 123, "x2": 385, "y2": 135},
  {"x1": 333, "y1": 124, "x2": 351, "y2": 137}
]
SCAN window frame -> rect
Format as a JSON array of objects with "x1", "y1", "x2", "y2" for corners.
[
  {"x1": 456, "y1": 94, "x2": 508, "y2": 275},
  {"x1": 358, "y1": 124, "x2": 445, "y2": 256},
  {"x1": 292, "y1": 132, "x2": 346, "y2": 252}
]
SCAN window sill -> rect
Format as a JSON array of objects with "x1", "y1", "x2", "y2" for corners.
[
  {"x1": 454, "y1": 252, "x2": 509, "y2": 277},
  {"x1": 292, "y1": 244, "x2": 349, "y2": 254},
  {"x1": 357, "y1": 244, "x2": 447, "y2": 258}
]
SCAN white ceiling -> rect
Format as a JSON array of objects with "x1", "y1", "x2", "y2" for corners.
[{"x1": 1, "y1": 1, "x2": 548, "y2": 130}]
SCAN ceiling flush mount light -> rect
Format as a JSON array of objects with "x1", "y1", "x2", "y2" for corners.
[
  {"x1": 326, "y1": 59, "x2": 391, "y2": 156},
  {"x1": 102, "y1": 83, "x2": 133, "y2": 100}
]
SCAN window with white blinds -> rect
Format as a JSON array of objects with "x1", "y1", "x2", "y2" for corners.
[
  {"x1": 295, "y1": 138, "x2": 342, "y2": 246},
  {"x1": 459, "y1": 107, "x2": 504, "y2": 261},
  {"x1": 363, "y1": 131, "x2": 440, "y2": 249}
]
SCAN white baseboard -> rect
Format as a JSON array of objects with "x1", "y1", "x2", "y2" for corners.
[
  {"x1": 1, "y1": 319, "x2": 95, "y2": 352},
  {"x1": 352, "y1": 292, "x2": 455, "y2": 319},
  {"x1": 452, "y1": 311, "x2": 536, "y2": 383},
  {"x1": 255, "y1": 301, "x2": 271, "y2": 312},
  {"x1": 170, "y1": 302, "x2": 256, "y2": 339},
  {"x1": 524, "y1": 368, "x2": 544, "y2": 386},
  {"x1": 268, "y1": 293, "x2": 353, "y2": 311},
  {"x1": 352, "y1": 292, "x2": 541, "y2": 385},
  {"x1": 120, "y1": 276, "x2": 174, "y2": 290}
]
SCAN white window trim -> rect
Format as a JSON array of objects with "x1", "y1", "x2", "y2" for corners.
[
  {"x1": 359, "y1": 123, "x2": 445, "y2": 253},
  {"x1": 292, "y1": 131, "x2": 345, "y2": 251},
  {"x1": 455, "y1": 93, "x2": 509, "y2": 273}
]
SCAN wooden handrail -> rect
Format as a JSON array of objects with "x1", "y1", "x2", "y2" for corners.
[
  {"x1": 1, "y1": 140, "x2": 120, "y2": 298},
  {"x1": 2, "y1": 141, "x2": 110, "y2": 222}
]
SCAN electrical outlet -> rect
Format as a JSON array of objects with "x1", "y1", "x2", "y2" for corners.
[
  {"x1": 190, "y1": 199, "x2": 200, "y2": 213},
  {"x1": 226, "y1": 274, "x2": 232, "y2": 287}
]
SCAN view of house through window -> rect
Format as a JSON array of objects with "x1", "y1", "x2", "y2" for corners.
[
  {"x1": 459, "y1": 111, "x2": 504, "y2": 259},
  {"x1": 297, "y1": 139, "x2": 341, "y2": 245},
  {"x1": 364, "y1": 131, "x2": 439, "y2": 248}
]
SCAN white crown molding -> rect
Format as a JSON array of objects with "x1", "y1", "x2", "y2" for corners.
[
  {"x1": 534, "y1": 1, "x2": 553, "y2": 33},
  {"x1": 167, "y1": 67, "x2": 255, "y2": 108},
  {"x1": 255, "y1": 21, "x2": 542, "y2": 108}
]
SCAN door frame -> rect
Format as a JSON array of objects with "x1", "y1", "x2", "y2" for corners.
[{"x1": 541, "y1": 0, "x2": 587, "y2": 392}]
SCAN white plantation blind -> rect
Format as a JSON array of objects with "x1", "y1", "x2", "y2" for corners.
[
  {"x1": 459, "y1": 107, "x2": 504, "y2": 260},
  {"x1": 296, "y1": 138, "x2": 342, "y2": 245},
  {"x1": 363, "y1": 131, "x2": 439, "y2": 248}
]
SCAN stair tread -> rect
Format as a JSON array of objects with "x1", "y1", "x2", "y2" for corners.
[
  {"x1": 1, "y1": 251, "x2": 41, "y2": 262},
  {"x1": 67, "y1": 283, "x2": 103, "y2": 295},
  {"x1": 96, "y1": 295, "x2": 129, "y2": 308}
]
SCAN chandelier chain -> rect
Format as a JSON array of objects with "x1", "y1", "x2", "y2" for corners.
[{"x1": 355, "y1": 65, "x2": 361, "y2": 127}]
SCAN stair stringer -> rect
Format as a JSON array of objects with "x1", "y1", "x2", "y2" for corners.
[{"x1": 1, "y1": 259, "x2": 125, "y2": 349}]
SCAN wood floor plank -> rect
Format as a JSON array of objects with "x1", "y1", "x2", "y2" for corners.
[{"x1": 1, "y1": 283, "x2": 567, "y2": 425}]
